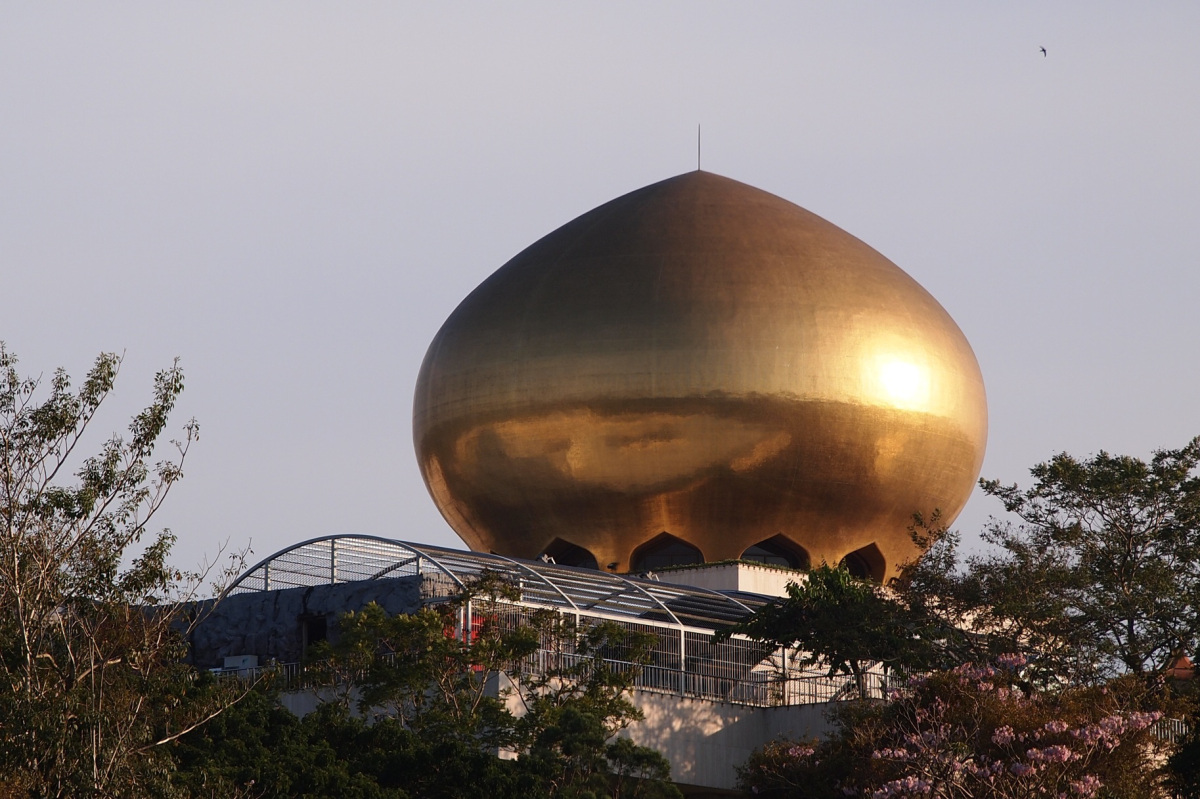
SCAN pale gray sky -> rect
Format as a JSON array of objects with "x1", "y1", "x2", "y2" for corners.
[{"x1": 3, "y1": 3, "x2": 1198, "y2": 574}]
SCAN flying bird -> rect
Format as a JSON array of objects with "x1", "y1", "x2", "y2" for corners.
[{"x1": 1040, "y1": 46, "x2": 1047, "y2": 57}]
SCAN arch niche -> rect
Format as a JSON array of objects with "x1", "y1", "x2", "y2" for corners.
[
  {"x1": 840, "y1": 543, "x2": 886, "y2": 583},
  {"x1": 739, "y1": 535, "x2": 810, "y2": 570},
  {"x1": 630, "y1": 533, "x2": 703, "y2": 572},
  {"x1": 538, "y1": 538, "x2": 599, "y2": 570}
]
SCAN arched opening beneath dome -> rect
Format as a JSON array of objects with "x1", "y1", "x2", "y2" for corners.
[
  {"x1": 840, "y1": 543, "x2": 886, "y2": 583},
  {"x1": 538, "y1": 538, "x2": 598, "y2": 570},
  {"x1": 740, "y1": 535, "x2": 810, "y2": 570},
  {"x1": 630, "y1": 533, "x2": 703, "y2": 573}
]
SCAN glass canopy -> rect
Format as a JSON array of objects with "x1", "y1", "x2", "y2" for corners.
[{"x1": 226, "y1": 535, "x2": 770, "y2": 632}]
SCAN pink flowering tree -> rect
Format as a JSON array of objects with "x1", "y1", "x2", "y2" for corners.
[{"x1": 738, "y1": 657, "x2": 1169, "y2": 799}]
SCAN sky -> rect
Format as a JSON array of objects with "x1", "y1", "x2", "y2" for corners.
[{"x1": 3, "y1": 3, "x2": 1198, "y2": 578}]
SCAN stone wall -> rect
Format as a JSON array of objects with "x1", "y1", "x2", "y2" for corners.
[{"x1": 190, "y1": 576, "x2": 423, "y2": 667}]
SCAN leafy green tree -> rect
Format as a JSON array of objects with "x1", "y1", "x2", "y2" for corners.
[
  {"x1": 171, "y1": 687, "x2": 414, "y2": 799},
  {"x1": 717, "y1": 564, "x2": 967, "y2": 697},
  {"x1": 1166, "y1": 724, "x2": 1200, "y2": 799},
  {"x1": 975, "y1": 438, "x2": 1200, "y2": 679},
  {"x1": 0, "y1": 345, "x2": 239, "y2": 797},
  {"x1": 308, "y1": 587, "x2": 535, "y2": 749},
  {"x1": 176, "y1": 573, "x2": 681, "y2": 798},
  {"x1": 904, "y1": 438, "x2": 1200, "y2": 685},
  {"x1": 730, "y1": 440, "x2": 1200, "y2": 796},
  {"x1": 515, "y1": 618, "x2": 678, "y2": 798}
]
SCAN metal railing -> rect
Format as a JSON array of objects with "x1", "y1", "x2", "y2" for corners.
[
  {"x1": 1155, "y1": 717, "x2": 1190, "y2": 744},
  {"x1": 244, "y1": 649, "x2": 892, "y2": 709},
  {"x1": 234, "y1": 596, "x2": 891, "y2": 709}
]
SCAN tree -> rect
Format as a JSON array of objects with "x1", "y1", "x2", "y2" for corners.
[
  {"x1": 170, "y1": 687, "x2": 416, "y2": 799},
  {"x1": 0, "y1": 345, "x2": 239, "y2": 797},
  {"x1": 717, "y1": 564, "x2": 969, "y2": 697},
  {"x1": 737, "y1": 657, "x2": 1169, "y2": 798},
  {"x1": 514, "y1": 614, "x2": 678, "y2": 798},
  {"x1": 918, "y1": 438, "x2": 1200, "y2": 683},
  {"x1": 1166, "y1": 724, "x2": 1200, "y2": 799},
  {"x1": 732, "y1": 441, "x2": 1200, "y2": 796},
  {"x1": 305, "y1": 575, "x2": 538, "y2": 749},
  {"x1": 175, "y1": 573, "x2": 681, "y2": 798}
]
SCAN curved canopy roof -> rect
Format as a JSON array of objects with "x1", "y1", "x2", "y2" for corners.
[{"x1": 226, "y1": 535, "x2": 766, "y2": 631}]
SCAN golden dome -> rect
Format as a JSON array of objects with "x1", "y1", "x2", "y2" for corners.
[{"x1": 413, "y1": 171, "x2": 987, "y2": 580}]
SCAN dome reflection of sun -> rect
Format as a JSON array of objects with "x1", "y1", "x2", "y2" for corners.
[{"x1": 874, "y1": 357, "x2": 931, "y2": 412}]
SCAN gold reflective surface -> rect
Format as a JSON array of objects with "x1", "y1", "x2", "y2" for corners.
[{"x1": 413, "y1": 172, "x2": 987, "y2": 579}]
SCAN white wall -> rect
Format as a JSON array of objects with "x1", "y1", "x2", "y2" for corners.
[
  {"x1": 659, "y1": 562, "x2": 804, "y2": 598},
  {"x1": 624, "y1": 690, "x2": 832, "y2": 794}
]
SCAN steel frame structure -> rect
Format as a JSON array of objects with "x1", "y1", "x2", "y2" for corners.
[{"x1": 226, "y1": 535, "x2": 887, "y2": 706}]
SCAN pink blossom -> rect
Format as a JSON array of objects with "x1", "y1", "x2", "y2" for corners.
[
  {"x1": 1027, "y1": 745, "x2": 1077, "y2": 763},
  {"x1": 1069, "y1": 774, "x2": 1102, "y2": 797},
  {"x1": 871, "y1": 775, "x2": 933, "y2": 797},
  {"x1": 1126, "y1": 710, "x2": 1163, "y2": 730}
]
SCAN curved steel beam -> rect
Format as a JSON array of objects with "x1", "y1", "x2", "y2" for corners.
[
  {"x1": 482, "y1": 552, "x2": 581, "y2": 612},
  {"x1": 222, "y1": 534, "x2": 464, "y2": 597}
]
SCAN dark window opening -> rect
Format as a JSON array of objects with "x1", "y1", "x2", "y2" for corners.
[
  {"x1": 839, "y1": 543, "x2": 886, "y2": 583},
  {"x1": 631, "y1": 533, "x2": 703, "y2": 572},
  {"x1": 841, "y1": 553, "x2": 872, "y2": 579},
  {"x1": 300, "y1": 614, "x2": 327, "y2": 654},
  {"x1": 740, "y1": 535, "x2": 810, "y2": 570},
  {"x1": 538, "y1": 538, "x2": 599, "y2": 570}
]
